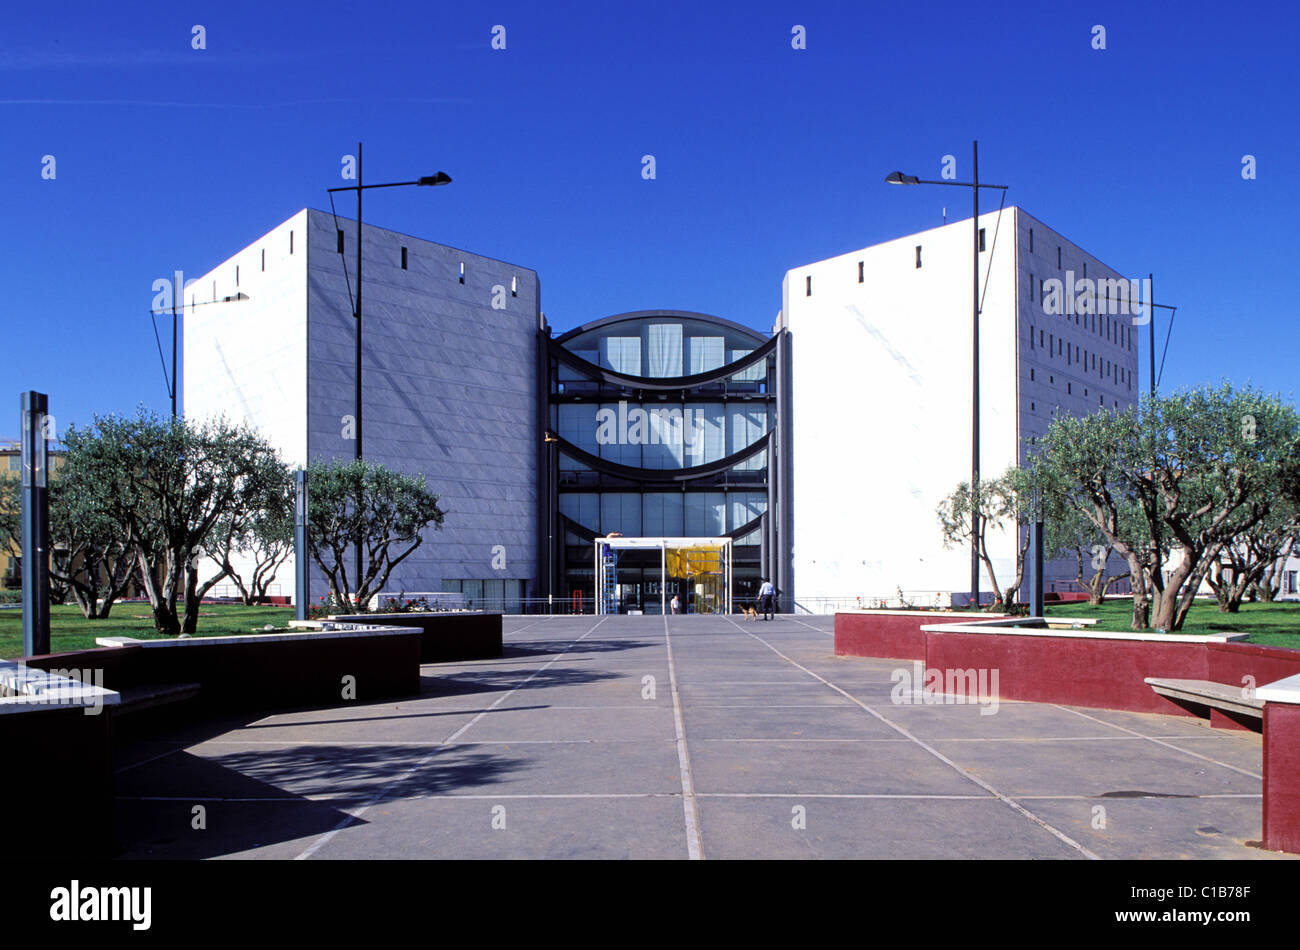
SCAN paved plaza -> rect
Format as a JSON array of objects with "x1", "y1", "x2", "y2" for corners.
[{"x1": 113, "y1": 615, "x2": 1293, "y2": 859}]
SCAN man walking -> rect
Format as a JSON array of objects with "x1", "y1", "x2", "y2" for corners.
[{"x1": 758, "y1": 578, "x2": 776, "y2": 620}]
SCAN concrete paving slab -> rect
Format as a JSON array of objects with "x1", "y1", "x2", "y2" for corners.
[
  {"x1": 927, "y1": 736, "x2": 1261, "y2": 798},
  {"x1": 306, "y1": 794, "x2": 689, "y2": 860},
  {"x1": 451, "y1": 705, "x2": 676, "y2": 741},
  {"x1": 688, "y1": 738, "x2": 983, "y2": 795},
  {"x1": 695, "y1": 796, "x2": 1086, "y2": 860},
  {"x1": 1015, "y1": 795, "x2": 1292, "y2": 860},
  {"x1": 875, "y1": 699, "x2": 1139, "y2": 740},
  {"x1": 685, "y1": 704, "x2": 906, "y2": 741}
]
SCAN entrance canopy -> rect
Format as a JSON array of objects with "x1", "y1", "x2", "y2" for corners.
[{"x1": 595, "y1": 537, "x2": 733, "y2": 615}]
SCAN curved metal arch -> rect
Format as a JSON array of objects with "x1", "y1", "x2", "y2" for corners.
[
  {"x1": 555, "y1": 310, "x2": 769, "y2": 346},
  {"x1": 549, "y1": 332, "x2": 778, "y2": 392},
  {"x1": 558, "y1": 511, "x2": 766, "y2": 545},
  {"x1": 555, "y1": 429, "x2": 772, "y2": 485}
]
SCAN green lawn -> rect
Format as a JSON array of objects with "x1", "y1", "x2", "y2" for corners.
[
  {"x1": 1044, "y1": 598, "x2": 1300, "y2": 649},
  {"x1": 0, "y1": 603, "x2": 295, "y2": 659}
]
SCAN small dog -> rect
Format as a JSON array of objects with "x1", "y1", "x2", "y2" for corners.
[{"x1": 743, "y1": 605, "x2": 759, "y2": 621}]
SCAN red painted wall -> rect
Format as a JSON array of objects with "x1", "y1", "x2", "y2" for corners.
[
  {"x1": 835, "y1": 611, "x2": 1003, "y2": 660},
  {"x1": 922, "y1": 630, "x2": 1210, "y2": 716},
  {"x1": 1208, "y1": 641, "x2": 1300, "y2": 698},
  {"x1": 1264, "y1": 703, "x2": 1300, "y2": 854}
]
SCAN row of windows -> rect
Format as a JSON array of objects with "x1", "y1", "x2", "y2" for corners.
[
  {"x1": 559, "y1": 490, "x2": 767, "y2": 540},
  {"x1": 556, "y1": 402, "x2": 771, "y2": 471},
  {"x1": 561, "y1": 329, "x2": 767, "y2": 381},
  {"x1": 1028, "y1": 277, "x2": 1135, "y2": 352},
  {"x1": 1029, "y1": 395, "x2": 1123, "y2": 413},
  {"x1": 804, "y1": 229, "x2": 992, "y2": 294},
  {"x1": 214, "y1": 228, "x2": 519, "y2": 301},
  {"x1": 1029, "y1": 326, "x2": 1134, "y2": 389}
]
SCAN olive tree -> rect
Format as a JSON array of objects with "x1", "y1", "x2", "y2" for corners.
[
  {"x1": 305, "y1": 458, "x2": 445, "y2": 610},
  {"x1": 65, "y1": 409, "x2": 289, "y2": 636},
  {"x1": 1036, "y1": 384, "x2": 1300, "y2": 631}
]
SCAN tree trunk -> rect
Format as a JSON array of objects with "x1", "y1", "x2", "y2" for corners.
[{"x1": 1126, "y1": 552, "x2": 1150, "y2": 630}]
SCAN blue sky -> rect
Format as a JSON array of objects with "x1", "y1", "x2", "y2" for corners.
[{"x1": 3, "y1": 0, "x2": 1297, "y2": 437}]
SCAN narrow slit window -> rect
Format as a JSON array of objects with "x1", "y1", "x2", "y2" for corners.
[
  {"x1": 337, "y1": 229, "x2": 345, "y2": 254},
  {"x1": 806, "y1": 275, "x2": 812, "y2": 296},
  {"x1": 261, "y1": 248, "x2": 265, "y2": 271},
  {"x1": 1029, "y1": 228, "x2": 1034, "y2": 253},
  {"x1": 978, "y1": 228, "x2": 986, "y2": 252},
  {"x1": 459, "y1": 261, "x2": 465, "y2": 284},
  {"x1": 235, "y1": 265, "x2": 239, "y2": 287},
  {"x1": 1057, "y1": 246, "x2": 1062, "y2": 269},
  {"x1": 401, "y1": 246, "x2": 408, "y2": 270},
  {"x1": 290, "y1": 231, "x2": 294, "y2": 255},
  {"x1": 915, "y1": 245, "x2": 922, "y2": 269},
  {"x1": 858, "y1": 261, "x2": 864, "y2": 283}
]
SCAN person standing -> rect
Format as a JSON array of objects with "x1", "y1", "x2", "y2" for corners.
[
  {"x1": 758, "y1": 578, "x2": 776, "y2": 620},
  {"x1": 670, "y1": 594, "x2": 681, "y2": 615}
]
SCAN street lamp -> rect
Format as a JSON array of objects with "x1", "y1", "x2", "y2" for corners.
[
  {"x1": 887, "y1": 140, "x2": 1008, "y2": 610},
  {"x1": 327, "y1": 142, "x2": 451, "y2": 592}
]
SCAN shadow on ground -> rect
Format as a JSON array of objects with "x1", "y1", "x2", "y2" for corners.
[
  {"x1": 418, "y1": 665, "x2": 624, "y2": 698},
  {"x1": 115, "y1": 743, "x2": 524, "y2": 859}
]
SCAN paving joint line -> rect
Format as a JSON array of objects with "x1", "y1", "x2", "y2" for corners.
[
  {"x1": 1049, "y1": 704, "x2": 1262, "y2": 780},
  {"x1": 724, "y1": 616, "x2": 1101, "y2": 860},
  {"x1": 293, "y1": 615, "x2": 609, "y2": 860},
  {"x1": 663, "y1": 616, "x2": 705, "y2": 860}
]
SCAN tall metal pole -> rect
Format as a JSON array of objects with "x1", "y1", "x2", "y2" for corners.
[
  {"x1": 1148, "y1": 272, "x2": 1161, "y2": 624},
  {"x1": 354, "y1": 141, "x2": 364, "y2": 598},
  {"x1": 970, "y1": 140, "x2": 981, "y2": 609},
  {"x1": 294, "y1": 468, "x2": 309, "y2": 621},
  {"x1": 20, "y1": 392, "x2": 50, "y2": 657},
  {"x1": 171, "y1": 292, "x2": 178, "y2": 418}
]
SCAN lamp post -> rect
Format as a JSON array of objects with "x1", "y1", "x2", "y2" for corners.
[
  {"x1": 326, "y1": 143, "x2": 451, "y2": 593},
  {"x1": 886, "y1": 140, "x2": 1008, "y2": 610},
  {"x1": 20, "y1": 391, "x2": 50, "y2": 657}
]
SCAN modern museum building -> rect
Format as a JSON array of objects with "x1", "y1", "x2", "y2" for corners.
[{"x1": 184, "y1": 206, "x2": 1138, "y2": 613}]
